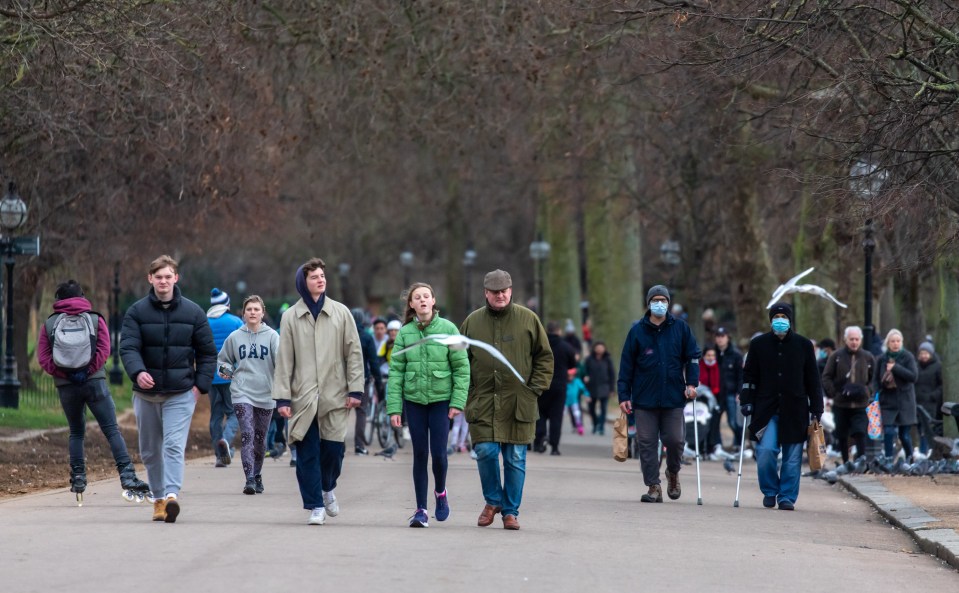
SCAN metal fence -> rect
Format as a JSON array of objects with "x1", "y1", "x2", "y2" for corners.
[{"x1": 17, "y1": 373, "x2": 61, "y2": 410}]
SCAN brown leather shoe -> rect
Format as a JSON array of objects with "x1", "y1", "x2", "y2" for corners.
[
  {"x1": 640, "y1": 484, "x2": 663, "y2": 503},
  {"x1": 152, "y1": 498, "x2": 167, "y2": 521},
  {"x1": 503, "y1": 514, "x2": 520, "y2": 530},
  {"x1": 477, "y1": 504, "x2": 502, "y2": 527},
  {"x1": 665, "y1": 470, "x2": 681, "y2": 500}
]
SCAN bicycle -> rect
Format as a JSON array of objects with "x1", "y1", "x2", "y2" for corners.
[{"x1": 365, "y1": 378, "x2": 405, "y2": 449}]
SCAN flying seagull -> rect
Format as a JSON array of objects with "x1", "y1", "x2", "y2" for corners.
[
  {"x1": 392, "y1": 334, "x2": 526, "y2": 383},
  {"x1": 766, "y1": 267, "x2": 814, "y2": 309},
  {"x1": 766, "y1": 267, "x2": 847, "y2": 309}
]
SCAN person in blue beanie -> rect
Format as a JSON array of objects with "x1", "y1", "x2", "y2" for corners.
[{"x1": 207, "y1": 287, "x2": 243, "y2": 467}]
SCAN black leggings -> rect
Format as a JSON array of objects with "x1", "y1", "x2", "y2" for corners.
[{"x1": 405, "y1": 400, "x2": 450, "y2": 510}]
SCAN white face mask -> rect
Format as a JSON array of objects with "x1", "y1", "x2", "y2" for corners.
[{"x1": 650, "y1": 302, "x2": 668, "y2": 317}]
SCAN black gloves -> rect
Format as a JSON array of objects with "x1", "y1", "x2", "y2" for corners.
[
  {"x1": 740, "y1": 403, "x2": 754, "y2": 417},
  {"x1": 68, "y1": 370, "x2": 88, "y2": 384}
]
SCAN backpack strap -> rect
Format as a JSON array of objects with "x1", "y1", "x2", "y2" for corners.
[{"x1": 44, "y1": 313, "x2": 63, "y2": 343}]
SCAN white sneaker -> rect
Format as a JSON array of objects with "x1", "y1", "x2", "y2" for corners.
[
  {"x1": 711, "y1": 445, "x2": 734, "y2": 460},
  {"x1": 322, "y1": 490, "x2": 339, "y2": 517},
  {"x1": 308, "y1": 507, "x2": 326, "y2": 525}
]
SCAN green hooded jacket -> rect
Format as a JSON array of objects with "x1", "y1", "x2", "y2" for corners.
[
  {"x1": 387, "y1": 315, "x2": 469, "y2": 415},
  {"x1": 459, "y1": 302, "x2": 554, "y2": 444}
]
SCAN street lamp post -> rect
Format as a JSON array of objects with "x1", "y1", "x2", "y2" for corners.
[
  {"x1": 399, "y1": 251, "x2": 414, "y2": 289},
  {"x1": 463, "y1": 245, "x2": 476, "y2": 318},
  {"x1": 337, "y1": 262, "x2": 351, "y2": 304},
  {"x1": 0, "y1": 181, "x2": 36, "y2": 408},
  {"x1": 109, "y1": 262, "x2": 124, "y2": 385},
  {"x1": 529, "y1": 233, "x2": 550, "y2": 320},
  {"x1": 659, "y1": 240, "x2": 681, "y2": 287},
  {"x1": 850, "y1": 160, "x2": 887, "y2": 351}
]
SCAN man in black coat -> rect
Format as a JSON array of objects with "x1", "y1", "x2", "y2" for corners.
[
  {"x1": 534, "y1": 321, "x2": 578, "y2": 455},
  {"x1": 740, "y1": 303, "x2": 823, "y2": 511},
  {"x1": 120, "y1": 255, "x2": 217, "y2": 523}
]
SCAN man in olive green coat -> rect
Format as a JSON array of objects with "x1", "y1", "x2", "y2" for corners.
[{"x1": 460, "y1": 269, "x2": 553, "y2": 530}]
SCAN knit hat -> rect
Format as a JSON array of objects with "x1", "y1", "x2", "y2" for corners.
[
  {"x1": 646, "y1": 285, "x2": 670, "y2": 306},
  {"x1": 210, "y1": 288, "x2": 230, "y2": 307},
  {"x1": 918, "y1": 341, "x2": 935, "y2": 355},
  {"x1": 768, "y1": 302, "x2": 793, "y2": 323}
]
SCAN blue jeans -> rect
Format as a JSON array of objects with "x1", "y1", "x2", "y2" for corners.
[
  {"x1": 58, "y1": 379, "x2": 131, "y2": 466},
  {"x1": 474, "y1": 442, "x2": 526, "y2": 517},
  {"x1": 406, "y1": 400, "x2": 450, "y2": 510},
  {"x1": 883, "y1": 424, "x2": 913, "y2": 458},
  {"x1": 209, "y1": 383, "x2": 238, "y2": 449},
  {"x1": 755, "y1": 415, "x2": 803, "y2": 505}
]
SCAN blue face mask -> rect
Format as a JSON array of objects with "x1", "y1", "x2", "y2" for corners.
[
  {"x1": 771, "y1": 318, "x2": 790, "y2": 333},
  {"x1": 650, "y1": 302, "x2": 669, "y2": 317}
]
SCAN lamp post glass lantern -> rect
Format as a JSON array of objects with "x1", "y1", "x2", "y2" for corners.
[
  {"x1": 529, "y1": 234, "x2": 550, "y2": 319},
  {"x1": 0, "y1": 181, "x2": 29, "y2": 408},
  {"x1": 463, "y1": 246, "x2": 477, "y2": 317},
  {"x1": 399, "y1": 251, "x2": 414, "y2": 288}
]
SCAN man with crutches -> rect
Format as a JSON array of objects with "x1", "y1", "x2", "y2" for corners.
[
  {"x1": 738, "y1": 303, "x2": 823, "y2": 510},
  {"x1": 618, "y1": 285, "x2": 702, "y2": 503}
]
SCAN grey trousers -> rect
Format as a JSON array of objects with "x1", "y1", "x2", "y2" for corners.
[
  {"x1": 133, "y1": 390, "x2": 196, "y2": 498},
  {"x1": 635, "y1": 407, "x2": 686, "y2": 486}
]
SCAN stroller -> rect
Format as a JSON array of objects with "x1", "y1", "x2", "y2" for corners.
[{"x1": 683, "y1": 386, "x2": 717, "y2": 454}]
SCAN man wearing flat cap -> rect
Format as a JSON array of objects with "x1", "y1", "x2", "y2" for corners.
[
  {"x1": 739, "y1": 302, "x2": 823, "y2": 511},
  {"x1": 618, "y1": 285, "x2": 701, "y2": 503},
  {"x1": 460, "y1": 269, "x2": 553, "y2": 530}
]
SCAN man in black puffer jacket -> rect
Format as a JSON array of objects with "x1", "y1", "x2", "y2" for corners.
[{"x1": 120, "y1": 254, "x2": 216, "y2": 523}]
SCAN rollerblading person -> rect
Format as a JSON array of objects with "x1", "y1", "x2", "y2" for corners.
[{"x1": 37, "y1": 279, "x2": 149, "y2": 508}]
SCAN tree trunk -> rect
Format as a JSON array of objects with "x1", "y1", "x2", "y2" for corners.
[
  {"x1": 584, "y1": 192, "x2": 643, "y2": 365},
  {"x1": 937, "y1": 258, "x2": 959, "y2": 438},
  {"x1": 542, "y1": 194, "x2": 580, "y2": 329}
]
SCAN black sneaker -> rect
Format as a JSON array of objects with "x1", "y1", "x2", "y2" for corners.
[
  {"x1": 763, "y1": 495, "x2": 776, "y2": 508},
  {"x1": 254, "y1": 474, "x2": 264, "y2": 494},
  {"x1": 355, "y1": 446, "x2": 369, "y2": 456},
  {"x1": 778, "y1": 500, "x2": 795, "y2": 511},
  {"x1": 243, "y1": 478, "x2": 256, "y2": 495}
]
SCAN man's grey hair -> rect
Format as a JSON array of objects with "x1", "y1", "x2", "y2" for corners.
[{"x1": 844, "y1": 326, "x2": 863, "y2": 340}]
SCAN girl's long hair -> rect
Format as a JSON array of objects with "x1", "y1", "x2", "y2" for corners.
[{"x1": 403, "y1": 282, "x2": 439, "y2": 324}]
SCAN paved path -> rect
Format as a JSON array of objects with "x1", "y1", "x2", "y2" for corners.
[{"x1": 1, "y1": 428, "x2": 957, "y2": 592}]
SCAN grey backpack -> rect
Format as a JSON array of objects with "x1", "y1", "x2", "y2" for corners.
[{"x1": 44, "y1": 312, "x2": 99, "y2": 373}]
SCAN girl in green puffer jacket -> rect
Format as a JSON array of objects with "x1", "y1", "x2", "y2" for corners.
[{"x1": 387, "y1": 282, "x2": 469, "y2": 527}]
